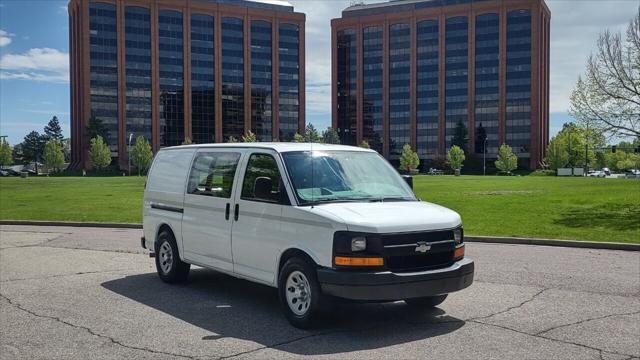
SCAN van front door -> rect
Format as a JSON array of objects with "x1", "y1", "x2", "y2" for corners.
[
  {"x1": 232, "y1": 151, "x2": 290, "y2": 284},
  {"x1": 182, "y1": 150, "x2": 242, "y2": 271}
]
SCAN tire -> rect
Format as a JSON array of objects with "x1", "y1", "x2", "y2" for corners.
[
  {"x1": 155, "y1": 229, "x2": 190, "y2": 283},
  {"x1": 278, "y1": 257, "x2": 323, "y2": 329},
  {"x1": 404, "y1": 294, "x2": 448, "y2": 308}
]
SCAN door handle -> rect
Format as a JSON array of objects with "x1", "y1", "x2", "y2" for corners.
[
  {"x1": 225, "y1": 203, "x2": 230, "y2": 220},
  {"x1": 234, "y1": 204, "x2": 239, "y2": 221}
]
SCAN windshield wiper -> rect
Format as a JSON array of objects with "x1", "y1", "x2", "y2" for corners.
[
  {"x1": 303, "y1": 198, "x2": 372, "y2": 206},
  {"x1": 369, "y1": 197, "x2": 415, "y2": 203}
]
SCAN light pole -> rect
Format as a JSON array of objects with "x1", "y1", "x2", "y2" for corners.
[
  {"x1": 483, "y1": 137, "x2": 488, "y2": 176},
  {"x1": 128, "y1": 133, "x2": 133, "y2": 175}
]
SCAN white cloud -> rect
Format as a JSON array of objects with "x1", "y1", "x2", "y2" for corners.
[
  {"x1": 0, "y1": 29, "x2": 14, "y2": 47},
  {"x1": 0, "y1": 48, "x2": 69, "y2": 83}
]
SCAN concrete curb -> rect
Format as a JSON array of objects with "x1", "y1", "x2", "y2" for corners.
[{"x1": 1, "y1": 220, "x2": 638, "y2": 251}]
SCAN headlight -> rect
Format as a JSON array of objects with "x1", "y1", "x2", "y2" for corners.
[
  {"x1": 454, "y1": 228, "x2": 463, "y2": 244},
  {"x1": 351, "y1": 236, "x2": 367, "y2": 252}
]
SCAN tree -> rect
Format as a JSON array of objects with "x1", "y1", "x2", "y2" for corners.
[
  {"x1": 61, "y1": 139, "x2": 71, "y2": 162},
  {"x1": 292, "y1": 133, "x2": 304, "y2": 143},
  {"x1": 322, "y1": 127, "x2": 341, "y2": 144},
  {"x1": 12, "y1": 143, "x2": 24, "y2": 165},
  {"x1": 44, "y1": 116, "x2": 64, "y2": 142},
  {"x1": 359, "y1": 140, "x2": 371, "y2": 149},
  {"x1": 475, "y1": 123, "x2": 487, "y2": 154},
  {"x1": 303, "y1": 123, "x2": 321, "y2": 143},
  {"x1": 130, "y1": 136, "x2": 153, "y2": 176},
  {"x1": 544, "y1": 136, "x2": 569, "y2": 170},
  {"x1": 86, "y1": 114, "x2": 110, "y2": 145},
  {"x1": 495, "y1": 144, "x2": 518, "y2": 174},
  {"x1": 242, "y1": 131, "x2": 257, "y2": 143},
  {"x1": 181, "y1": 137, "x2": 192, "y2": 145},
  {"x1": 227, "y1": 136, "x2": 238, "y2": 143},
  {"x1": 452, "y1": 121, "x2": 468, "y2": 152},
  {"x1": 22, "y1": 131, "x2": 46, "y2": 172},
  {"x1": 399, "y1": 144, "x2": 420, "y2": 173},
  {"x1": 446, "y1": 145, "x2": 466, "y2": 173},
  {"x1": 0, "y1": 139, "x2": 12, "y2": 168},
  {"x1": 42, "y1": 139, "x2": 65, "y2": 173},
  {"x1": 569, "y1": 7, "x2": 640, "y2": 138},
  {"x1": 89, "y1": 135, "x2": 112, "y2": 171}
]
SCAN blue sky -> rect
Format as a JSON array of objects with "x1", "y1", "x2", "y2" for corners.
[{"x1": 0, "y1": 0, "x2": 637, "y2": 145}]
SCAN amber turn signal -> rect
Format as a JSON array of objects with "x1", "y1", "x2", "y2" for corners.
[
  {"x1": 453, "y1": 245, "x2": 465, "y2": 259},
  {"x1": 335, "y1": 256, "x2": 384, "y2": 266}
]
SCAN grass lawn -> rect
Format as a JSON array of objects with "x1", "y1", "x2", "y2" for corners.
[{"x1": 0, "y1": 175, "x2": 638, "y2": 243}]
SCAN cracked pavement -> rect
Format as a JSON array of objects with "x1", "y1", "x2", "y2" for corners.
[{"x1": 0, "y1": 225, "x2": 638, "y2": 359}]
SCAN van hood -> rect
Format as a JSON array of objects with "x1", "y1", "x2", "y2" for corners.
[{"x1": 306, "y1": 201, "x2": 462, "y2": 233}]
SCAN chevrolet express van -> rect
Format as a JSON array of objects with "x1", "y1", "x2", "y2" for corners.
[{"x1": 142, "y1": 143, "x2": 474, "y2": 328}]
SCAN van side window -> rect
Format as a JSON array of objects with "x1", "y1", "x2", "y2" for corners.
[
  {"x1": 241, "y1": 153, "x2": 288, "y2": 204},
  {"x1": 187, "y1": 152, "x2": 240, "y2": 198}
]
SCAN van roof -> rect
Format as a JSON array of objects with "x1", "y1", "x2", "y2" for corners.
[{"x1": 161, "y1": 142, "x2": 376, "y2": 153}]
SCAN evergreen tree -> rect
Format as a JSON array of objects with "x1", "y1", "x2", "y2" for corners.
[
  {"x1": 475, "y1": 123, "x2": 487, "y2": 154},
  {"x1": 44, "y1": 116, "x2": 64, "y2": 142},
  {"x1": 22, "y1": 131, "x2": 46, "y2": 171},
  {"x1": 89, "y1": 135, "x2": 112, "y2": 171},
  {"x1": 0, "y1": 139, "x2": 12, "y2": 168},
  {"x1": 42, "y1": 139, "x2": 65, "y2": 173},
  {"x1": 399, "y1": 144, "x2": 420, "y2": 173},
  {"x1": 131, "y1": 136, "x2": 153, "y2": 175},
  {"x1": 303, "y1": 123, "x2": 321, "y2": 142},
  {"x1": 86, "y1": 114, "x2": 110, "y2": 145},
  {"x1": 495, "y1": 144, "x2": 518, "y2": 174},
  {"x1": 452, "y1": 121, "x2": 468, "y2": 152},
  {"x1": 322, "y1": 127, "x2": 341, "y2": 144}
]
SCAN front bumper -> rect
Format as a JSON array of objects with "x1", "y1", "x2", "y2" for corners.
[{"x1": 317, "y1": 258, "x2": 474, "y2": 301}]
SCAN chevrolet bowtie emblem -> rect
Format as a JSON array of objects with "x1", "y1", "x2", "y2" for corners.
[{"x1": 415, "y1": 242, "x2": 431, "y2": 253}]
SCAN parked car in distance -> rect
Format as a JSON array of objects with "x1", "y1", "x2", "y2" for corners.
[
  {"x1": 587, "y1": 170, "x2": 606, "y2": 178},
  {"x1": 142, "y1": 143, "x2": 474, "y2": 328},
  {"x1": 602, "y1": 167, "x2": 611, "y2": 176},
  {"x1": 625, "y1": 169, "x2": 640, "y2": 177}
]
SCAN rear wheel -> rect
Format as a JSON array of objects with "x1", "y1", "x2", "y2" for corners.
[
  {"x1": 155, "y1": 229, "x2": 190, "y2": 283},
  {"x1": 404, "y1": 294, "x2": 448, "y2": 308},
  {"x1": 278, "y1": 257, "x2": 323, "y2": 328}
]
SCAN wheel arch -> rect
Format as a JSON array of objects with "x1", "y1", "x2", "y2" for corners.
[{"x1": 276, "y1": 247, "x2": 320, "y2": 286}]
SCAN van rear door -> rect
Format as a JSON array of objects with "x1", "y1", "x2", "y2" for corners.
[{"x1": 181, "y1": 149, "x2": 243, "y2": 271}]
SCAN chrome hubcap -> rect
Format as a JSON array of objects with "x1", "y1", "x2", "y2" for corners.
[
  {"x1": 285, "y1": 271, "x2": 311, "y2": 316},
  {"x1": 159, "y1": 242, "x2": 173, "y2": 274}
]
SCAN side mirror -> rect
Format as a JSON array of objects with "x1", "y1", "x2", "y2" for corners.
[
  {"x1": 402, "y1": 175, "x2": 413, "y2": 190},
  {"x1": 254, "y1": 176, "x2": 273, "y2": 201}
]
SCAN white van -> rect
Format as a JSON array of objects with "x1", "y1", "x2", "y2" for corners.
[{"x1": 142, "y1": 143, "x2": 474, "y2": 328}]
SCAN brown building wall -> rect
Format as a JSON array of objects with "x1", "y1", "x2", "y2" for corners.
[
  {"x1": 331, "y1": 0, "x2": 551, "y2": 170},
  {"x1": 69, "y1": 0, "x2": 305, "y2": 170}
]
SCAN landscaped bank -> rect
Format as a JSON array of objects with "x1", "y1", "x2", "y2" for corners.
[{"x1": 0, "y1": 176, "x2": 638, "y2": 243}]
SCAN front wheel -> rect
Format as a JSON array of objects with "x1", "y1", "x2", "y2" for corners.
[
  {"x1": 155, "y1": 229, "x2": 190, "y2": 283},
  {"x1": 278, "y1": 257, "x2": 323, "y2": 328},
  {"x1": 404, "y1": 294, "x2": 448, "y2": 308}
]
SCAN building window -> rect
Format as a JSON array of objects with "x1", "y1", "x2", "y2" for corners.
[
  {"x1": 279, "y1": 23, "x2": 300, "y2": 141},
  {"x1": 125, "y1": 6, "x2": 152, "y2": 147},
  {"x1": 89, "y1": 2, "x2": 119, "y2": 155},
  {"x1": 445, "y1": 16, "x2": 468, "y2": 149},
  {"x1": 506, "y1": 10, "x2": 531, "y2": 155},
  {"x1": 416, "y1": 19, "x2": 439, "y2": 157},
  {"x1": 336, "y1": 28, "x2": 357, "y2": 146},
  {"x1": 158, "y1": 10, "x2": 184, "y2": 147},
  {"x1": 389, "y1": 23, "x2": 411, "y2": 157},
  {"x1": 221, "y1": 17, "x2": 244, "y2": 142},
  {"x1": 191, "y1": 13, "x2": 215, "y2": 144},
  {"x1": 363, "y1": 25, "x2": 384, "y2": 153},
  {"x1": 251, "y1": 20, "x2": 273, "y2": 141},
  {"x1": 474, "y1": 13, "x2": 499, "y2": 155}
]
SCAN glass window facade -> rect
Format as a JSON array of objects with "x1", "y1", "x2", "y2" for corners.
[
  {"x1": 474, "y1": 13, "x2": 499, "y2": 154},
  {"x1": 506, "y1": 10, "x2": 531, "y2": 155},
  {"x1": 251, "y1": 20, "x2": 273, "y2": 141},
  {"x1": 362, "y1": 26, "x2": 384, "y2": 153},
  {"x1": 158, "y1": 10, "x2": 184, "y2": 147},
  {"x1": 444, "y1": 16, "x2": 468, "y2": 149},
  {"x1": 191, "y1": 14, "x2": 215, "y2": 144},
  {"x1": 89, "y1": 2, "x2": 119, "y2": 154},
  {"x1": 388, "y1": 23, "x2": 411, "y2": 157},
  {"x1": 221, "y1": 17, "x2": 244, "y2": 142},
  {"x1": 336, "y1": 28, "x2": 357, "y2": 145},
  {"x1": 416, "y1": 20, "x2": 439, "y2": 157},
  {"x1": 279, "y1": 23, "x2": 300, "y2": 141},
  {"x1": 125, "y1": 6, "x2": 152, "y2": 145}
]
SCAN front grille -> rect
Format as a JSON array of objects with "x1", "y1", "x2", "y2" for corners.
[
  {"x1": 381, "y1": 229, "x2": 454, "y2": 247},
  {"x1": 386, "y1": 251, "x2": 454, "y2": 272}
]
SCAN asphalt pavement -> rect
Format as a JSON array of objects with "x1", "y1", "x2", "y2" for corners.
[{"x1": 0, "y1": 225, "x2": 638, "y2": 360}]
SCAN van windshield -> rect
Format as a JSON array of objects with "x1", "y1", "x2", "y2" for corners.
[{"x1": 281, "y1": 151, "x2": 417, "y2": 205}]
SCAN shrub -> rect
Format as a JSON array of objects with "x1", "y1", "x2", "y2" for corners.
[{"x1": 446, "y1": 145, "x2": 466, "y2": 170}]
